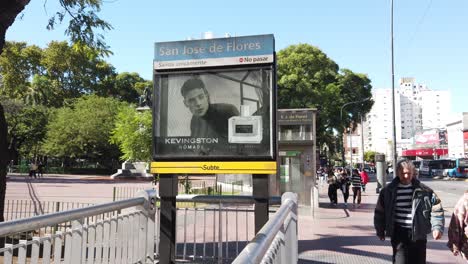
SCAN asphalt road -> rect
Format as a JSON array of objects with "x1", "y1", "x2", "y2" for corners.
[
  {"x1": 371, "y1": 172, "x2": 467, "y2": 214},
  {"x1": 421, "y1": 178, "x2": 467, "y2": 213}
]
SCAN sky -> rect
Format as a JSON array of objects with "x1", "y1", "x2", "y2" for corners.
[{"x1": 6, "y1": 0, "x2": 468, "y2": 113}]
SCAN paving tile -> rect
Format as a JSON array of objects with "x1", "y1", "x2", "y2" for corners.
[{"x1": 297, "y1": 182, "x2": 465, "y2": 264}]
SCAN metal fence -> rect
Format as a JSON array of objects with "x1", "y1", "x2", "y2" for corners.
[
  {"x1": 0, "y1": 191, "x2": 297, "y2": 264},
  {"x1": 4, "y1": 200, "x2": 94, "y2": 221},
  {"x1": 0, "y1": 190, "x2": 156, "y2": 264}
]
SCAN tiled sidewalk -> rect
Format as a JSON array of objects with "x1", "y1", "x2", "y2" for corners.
[{"x1": 297, "y1": 182, "x2": 465, "y2": 264}]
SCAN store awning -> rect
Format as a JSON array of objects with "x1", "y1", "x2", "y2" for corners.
[{"x1": 401, "y1": 148, "x2": 448, "y2": 157}]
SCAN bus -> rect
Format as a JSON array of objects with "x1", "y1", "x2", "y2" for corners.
[
  {"x1": 444, "y1": 158, "x2": 468, "y2": 178},
  {"x1": 429, "y1": 159, "x2": 455, "y2": 177}
]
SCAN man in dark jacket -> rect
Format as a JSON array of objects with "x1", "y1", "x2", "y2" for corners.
[{"x1": 374, "y1": 159, "x2": 444, "y2": 264}]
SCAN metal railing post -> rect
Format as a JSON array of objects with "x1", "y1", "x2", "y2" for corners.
[
  {"x1": 283, "y1": 192, "x2": 298, "y2": 263},
  {"x1": 136, "y1": 189, "x2": 157, "y2": 263},
  {"x1": 71, "y1": 218, "x2": 84, "y2": 264},
  {"x1": 217, "y1": 202, "x2": 223, "y2": 264}
]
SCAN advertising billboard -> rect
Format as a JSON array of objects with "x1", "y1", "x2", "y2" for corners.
[
  {"x1": 415, "y1": 130, "x2": 440, "y2": 145},
  {"x1": 152, "y1": 35, "x2": 276, "y2": 168}
]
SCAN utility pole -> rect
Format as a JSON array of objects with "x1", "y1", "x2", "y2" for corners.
[
  {"x1": 391, "y1": 0, "x2": 398, "y2": 177},
  {"x1": 361, "y1": 115, "x2": 365, "y2": 170}
]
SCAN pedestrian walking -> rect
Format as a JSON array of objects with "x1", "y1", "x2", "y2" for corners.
[
  {"x1": 327, "y1": 172, "x2": 339, "y2": 206},
  {"x1": 338, "y1": 170, "x2": 350, "y2": 206},
  {"x1": 29, "y1": 161, "x2": 38, "y2": 178},
  {"x1": 374, "y1": 159, "x2": 444, "y2": 264},
  {"x1": 447, "y1": 190, "x2": 468, "y2": 261},
  {"x1": 37, "y1": 162, "x2": 44, "y2": 178},
  {"x1": 317, "y1": 166, "x2": 325, "y2": 186},
  {"x1": 360, "y1": 169, "x2": 369, "y2": 192},
  {"x1": 351, "y1": 169, "x2": 363, "y2": 206}
]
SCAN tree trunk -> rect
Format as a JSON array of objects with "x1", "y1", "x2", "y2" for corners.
[
  {"x1": 0, "y1": 0, "x2": 30, "y2": 53},
  {"x1": 0, "y1": 0, "x2": 31, "y2": 222},
  {"x1": 0, "y1": 104, "x2": 9, "y2": 222}
]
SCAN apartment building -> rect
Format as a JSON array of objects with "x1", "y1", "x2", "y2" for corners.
[
  {"x1": 363, "y1": 88, "x2": 401, "y2": 159},
  {"x1": 364, "y1": 78, "x2": 451, "y2": 160}
]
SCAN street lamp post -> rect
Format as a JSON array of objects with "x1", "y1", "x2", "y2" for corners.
[
  {"x1": 390, "y1": 0, "x2": 398, "y2": 178},
  {"x1": 348, "y1": 126, "x2": 353, "y2": 172},
  {"x1": 360, "y1": 114, "x2": 365, "y2": 170}
]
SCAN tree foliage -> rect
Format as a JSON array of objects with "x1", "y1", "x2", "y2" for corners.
[
  {"x1": 0, "y1": 41, "x2": 152, "y2": 166},
  {"x1": 97, "y1": 72, "x2": 151, "y2": 103},
  {"x1": 2, "y1": 100, "x2": 49, "y2": 159},
  {"x1": 110, "y1": 106, "x2": 152, "y2": 162},
  {"x1": 0, "y1": 41, "x2": 117, "y2": 106},
  {"x1": 364, "y1": 151, "x2": 378, "y2": 163},
  {"x1": 42, "y1": 95, "x2": 124, "y2": 164},
  {"x1": 0, "y1": 42, "x2": 42, "y2": 99},
  {"x1": 277, "y1": 44, "x2": 374, "y2": 154}
]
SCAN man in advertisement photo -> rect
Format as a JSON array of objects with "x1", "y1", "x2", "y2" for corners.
[{"x1": 181, "y1": 77, "x2": 240, "y2": 145}]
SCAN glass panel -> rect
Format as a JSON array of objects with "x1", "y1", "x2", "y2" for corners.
[{"x1": 279, "y1": 125, "x2": 313, "y2": 141}]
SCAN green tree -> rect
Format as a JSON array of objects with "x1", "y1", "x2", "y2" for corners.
[
  {"x1": 364, "y1": 151, "x2": 378, "y2": 163},
  {"x1": 0, "y1": 41, "x2": 117, "y2": 107},
  {"x1": 277, "y1": 44, "x2": 373, "y2": 155},
  {"x1": 0, "y1": 42, "x2": 43, "y2": 99},
  {"x1": 2, "y1": 100, "x2": 49, "y2": 161},
  {"x1": 0, "y1": 0, "x2": 111, "y2": 222},
  {"x1": 110, "y1": 106, "x2": 152, "y2": 162},
  {"x1": 42, "y1": 95, "x2": 124, "y2": 167},
  {"x1": 97, "y1": 72, "x2": 151, "y2": 104},
  {"x1": 41, "y1": 41, "x2": 116, "y2": 101}
]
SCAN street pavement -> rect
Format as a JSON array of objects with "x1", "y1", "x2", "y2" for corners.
[
  {"x1": 5, "y1": 173, "x2": 154, "y2": 204},
  {"x1": 297, "y1": 178, "x2": 467, "y2": 264}
]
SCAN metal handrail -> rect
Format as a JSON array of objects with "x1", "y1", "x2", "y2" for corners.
[
  {"x1": 0, "y1": 192, "x2": 153, "y2": 237},
  {"x1": 0, "y1": 197, "x2": 144, "y2": 237},
  {"x1": 233, "y1": 192, "x2": 298, "y2": 264}
]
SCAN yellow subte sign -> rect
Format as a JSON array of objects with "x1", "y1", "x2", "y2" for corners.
[{"x1": 151, "y1": 161, "x2": 277, "y2": 174}]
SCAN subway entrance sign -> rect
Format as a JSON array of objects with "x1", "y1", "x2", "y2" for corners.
[
  {"x1": 150, "y1": 161, "x2": 276, "y2": 174},
  {"x1": 152, "y1": 34, "x2": 277, "y2": 173}
]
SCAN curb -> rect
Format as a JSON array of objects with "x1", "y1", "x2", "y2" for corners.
[{"x1": 432, "y1": 176, "x2": 468, "y2": 182}]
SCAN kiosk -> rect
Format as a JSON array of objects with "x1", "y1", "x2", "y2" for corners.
[{"x1": 277, "y1": 109, "x2": 317, "y2": 208}]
